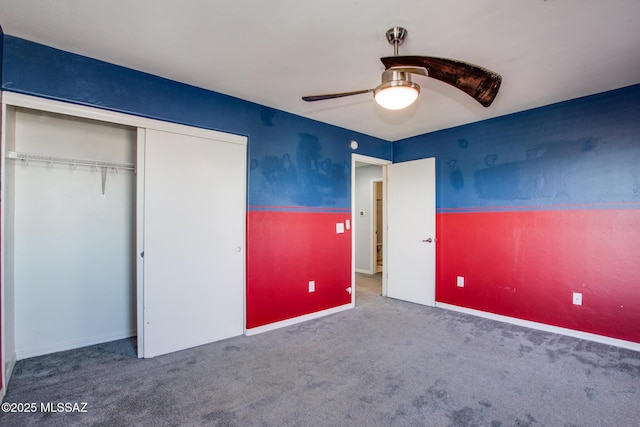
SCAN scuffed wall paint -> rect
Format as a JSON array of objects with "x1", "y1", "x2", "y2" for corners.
[
  {"x1": 4, "y1": 34, "x2": 638, "y2": 343},
  {"x1": 0, "y1": 35, "x2": 392, "y2": 332},
  {"x1": 437, "y1": 209, "x2": 640, "y2": 342},
  {"x1": 247, "y1": 211, "x2": 351, "y2": 328},
  {"x1": 394, "y1": 84, "x2": 640, "y2": 343}
]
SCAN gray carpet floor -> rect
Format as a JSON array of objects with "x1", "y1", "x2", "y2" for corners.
[{"x1": 1, "y1": 273, "x2": 639, "y2": 426}]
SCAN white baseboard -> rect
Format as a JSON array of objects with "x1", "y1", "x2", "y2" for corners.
[
  {"x1": 16, "y1": 329, "x2": 137, "y2": 360},
  {"x1": 245, "y1": 303, "x2": 354, "y2": 336},
  {"x1": 436, "y1": 302, "x2": 640, "y2": 352}
]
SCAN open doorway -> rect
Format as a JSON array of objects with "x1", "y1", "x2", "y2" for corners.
[{"x1": 352, "y1": 154, "x2": 391, "y2": 304}]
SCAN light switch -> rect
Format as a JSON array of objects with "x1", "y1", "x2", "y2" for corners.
[
  {"x1": 345, "y1": 220, "x2": 351, "y2": 230},
  {"x1": 336, "y1": 222, "x2": 345, "y2": 234}
]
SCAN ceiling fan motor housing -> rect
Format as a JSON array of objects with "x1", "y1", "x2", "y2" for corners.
[
  {"x1": 375, "y1": 69, "x2": 420, "y2": 96},
  {"x1": 380, "y1": 69, "x2": 416, "y2": 86}
]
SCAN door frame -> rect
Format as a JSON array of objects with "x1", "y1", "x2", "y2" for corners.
[
  {"x1": 136, "y1": 129, "x2": 146, "y2": 356},
  {"x1": 351, "y1": 154, "x2": 391, "y2": 304},
  {"x1": 371, "y1": 179, "x2": 383, "y2": 275}
]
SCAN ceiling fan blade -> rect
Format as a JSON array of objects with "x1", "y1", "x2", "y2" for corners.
[
  {"x1": 381, "y1": 56, "x2": 501, "y2": 107},
  {"x1": 302, "y1": 89, "x2": 374, "y2": 102}
]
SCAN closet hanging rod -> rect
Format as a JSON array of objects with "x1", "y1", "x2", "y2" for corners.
[{"x1": 6, "y1": 151, "x2": 136, "y2": 172}]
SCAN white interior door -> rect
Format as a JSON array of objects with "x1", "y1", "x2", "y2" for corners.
[
  {"x1": 141, "y1": 128, "x2": 246, "y2": 358},
  {"x1": 386, "y1": 157, "x2": 436, "y2": 306}
]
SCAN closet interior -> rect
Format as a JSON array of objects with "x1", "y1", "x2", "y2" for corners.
[{"x1": 4, "y1": 106, "x2": 137, "y2": 360}]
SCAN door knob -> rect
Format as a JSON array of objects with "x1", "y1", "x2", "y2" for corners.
[{"x1": 422, "y1": 238, "x2": 433, "y2": 243}]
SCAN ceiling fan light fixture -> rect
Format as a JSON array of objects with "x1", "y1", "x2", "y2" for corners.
[
  {"x1": 301, "y1": 26, "x2": 501, "y2": 109},
  {"x1": 374, "y1": 69, "x2": 420, "y2": 110}
]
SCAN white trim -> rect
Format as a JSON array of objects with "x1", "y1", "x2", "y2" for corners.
[
  {"x1": 1, "y1": 92, "x2": 247, "y2": 146},
  {"x1": 436, "y1": 302, "x2": 640, "y2": 352},
  {"x1": 245, "y1": 303, "x2": 354, "y2": 336},
  {"x1": 1, "y1": 100, "x2": 7, "y2": 397},
  {"x1": 371, "y1": 178, "x2": 383, "y2": 275},
  {"x1": 381, "y1": 165, "x2": 388, "y2": 297},
  {"x1": 16, "y1": 330, "x2": 137, "y2": 360},
  {"x1": 355, "y1": 268, "x2": 370, "y2": 274},
  {"x1": 135, "y1": 128, "x2": 146, "y2": 358},
  {"x1": 0, "y1": 100, "x2": 18, "y2": 398},
  {"x1": 352, "y1": 153, "x2": 392, "y2": 166},
  {"x1": 3, "y1": 358, "x2": 15, "y2": 399}
]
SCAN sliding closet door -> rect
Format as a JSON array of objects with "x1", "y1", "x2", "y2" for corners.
[{"x1": 142, "y1": 128, "x2": 245, "y2": 358}]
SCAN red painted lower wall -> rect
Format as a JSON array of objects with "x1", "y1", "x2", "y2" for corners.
[
  {"x1": 247, "y1": 211, "x2": 352, "y2": 329},
  {"x1": 0, "y1": 204, "x2": 2, "y2": 391},
  {"x1": 437, "y1": 209, "x2": 640, "y2": 343}
]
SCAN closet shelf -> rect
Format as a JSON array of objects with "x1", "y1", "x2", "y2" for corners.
[
  {"x1": 7, "y1": 150, "x2": 136, "y2": 197},
  {"x1": 7, "y1": 151, "x2": 136, "y2": 173}
]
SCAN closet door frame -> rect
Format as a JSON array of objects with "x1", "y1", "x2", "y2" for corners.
[{"x1": 0, "y1": 93, "x2": 247, "y2": 387}]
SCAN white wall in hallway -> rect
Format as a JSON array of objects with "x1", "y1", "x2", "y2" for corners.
[{"x1": 354, "y1": 165, "x2": 382, "y2": 273}]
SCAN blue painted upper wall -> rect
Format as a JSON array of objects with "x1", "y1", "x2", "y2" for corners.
[
  {"x1": 394, "y1": 84, "x2": 640, "y2": 212},
  {"x1": 1, "y1": 35, "x2": 392, "y2": 211},
  {"x1": 7, "y1": 35, "x2": 638, "y2": 213}
]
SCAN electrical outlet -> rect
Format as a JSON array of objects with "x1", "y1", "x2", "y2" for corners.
[
  {"x1": 309, "y1": 280, "x2": 315, "y2": 293},
  {"x1": 572, "y1": 292, "x2": 582, "y2": 306},
  {"x1": 457, "y1": 276, "x2": 464, "y2": 287}
]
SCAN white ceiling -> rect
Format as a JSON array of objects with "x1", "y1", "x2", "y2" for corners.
[{"x1": 1, "y1": 0, "x2": 639, "y2": 141}]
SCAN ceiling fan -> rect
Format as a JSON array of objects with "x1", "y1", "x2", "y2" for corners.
[{"x1": 302, "y1": 27, "x2": 502, "y2": 110}]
